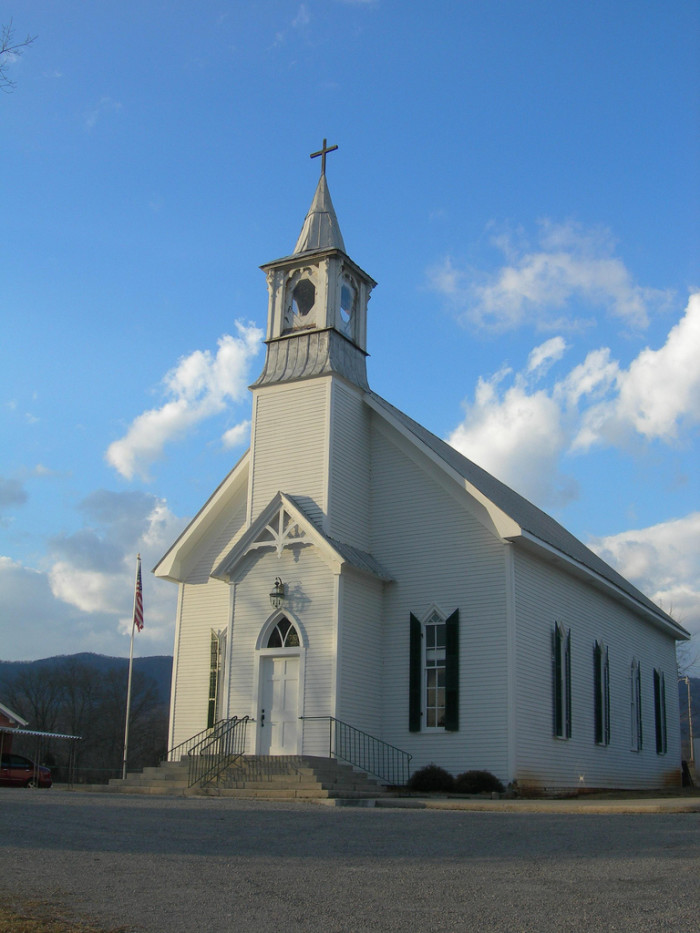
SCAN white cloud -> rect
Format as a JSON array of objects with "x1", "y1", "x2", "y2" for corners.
[
  {"x1": 588, "y1": 512, "x2": 700, "y2": 648},
  {"x1": 447, "y1": 357, "x2": 577, "y2": 507},
  {"x1": 428, "y1": 220, "x2": 672, "y2": 332},
  {"x1": 0, "y1": 491, "x2": 187, "y2": 660},
  {"x1": 222, "y1": 419, "x2": 251, "y2": 450},
  {"x1": 446, "y1": 293, "x2": 700, "y2": 509},
  {"x1": 574, "y1": 292, "x2": 700, "y2": 449},
  {"x1": 527, "y1": 336, "x2": 568, "y2": 376},
  {"x1": 106, "y1": 323, "x2": 263, "y2": 480}
]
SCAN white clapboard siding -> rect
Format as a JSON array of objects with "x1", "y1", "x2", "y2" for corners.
[
  {"x1": 249, "y1": 380, "x2": 330, "y2": 524},
  {"x1": 185, "y1": 491, "x2": 248, "y2": 585},
  {"x1": 168, "y1": 491, "x2": 248, "y2": 749},
  {"x1": 225, "y1": 544, "x2": 338, "y2": 757},
  {"x1": 327, "y1": 381, "x2": 371, "y2": 550},
  {"x1": 370, "y1": 418, "x2": 510, "y2": 781},
  {"x1": 513, "y1": 547, "x2": 681, "y2": 791},
  {"x1": 336, "y1": 570, "x2": 383, "y2": 736},
  {"x1": 169, "y1": 577, "x2": 231, "y2": 749}
]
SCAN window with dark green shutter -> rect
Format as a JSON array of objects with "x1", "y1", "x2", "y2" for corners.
[
  {"x1": 630, "y1": 659, "x2": 643, "y2": 751},
  {"x1": 552, "y1": 622, "x2": 572, "y2": 739},
  {"x1": 654, "y1": 668, "x2": 667, "y2": 755},
  {"x1": 207, "y1": 629, "x2": 221, "y2": 729},
  {"x1": 444, "y1": 610, "x2": 459, "y2": 731},
  {"x1": 408, "y1": 608, "x2": 459, "y2": 732},
  {"x1": 593, "y1": 641, "x2": 610, "y2": 746},
  {"x1": 409, "y1": 614, "x2": 422, "y2": 732}
]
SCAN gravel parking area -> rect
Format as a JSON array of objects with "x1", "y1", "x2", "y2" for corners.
[{"x1": 1, "y1": 789, "x2": 699, "y2": 932}]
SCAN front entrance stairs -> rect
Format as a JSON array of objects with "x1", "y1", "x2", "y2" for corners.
[{"x1": 81, "y1": 756, "x2": 390, "y2": 803}]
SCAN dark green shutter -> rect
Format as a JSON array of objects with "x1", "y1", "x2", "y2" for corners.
[
  {"x1": 594, "y1": 642, "x2": 602, "y2": 744},
  {"x1": 654, "y1": 669, "x2": 666, "y2": 754},
  {"x1": 552, "y1": 625, "x2": 562, "y2": 736},
  {"x1": 444, "y1": 609, "x2": 459, "y2": 731},
  {"x1": 564, "y1": 628, "x2": 572, "y2": 738},
  {"x1": 636, "y1": 662, "x2": 643, "y2": 750},
  {"x1": 603, "y1": 649, "x2": 610, "y2": 745},
  {"x1": 409, "y1": 613, "x2": 422, "y2": 732}
]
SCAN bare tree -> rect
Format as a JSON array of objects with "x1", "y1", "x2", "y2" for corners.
[
  {"x1": 677, "y1": 636, "x2": 698, "y2": 678},
  {"x1": 3, "y1": 664, "x2": 63, "y2": 733},
  {"x1": 1, "y1": 19, "x2": 37, "y2": 93}
]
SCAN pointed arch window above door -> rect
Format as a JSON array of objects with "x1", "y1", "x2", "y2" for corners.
[{"x1": 267, "y1": 616, "x2": 300, "y2": 649}]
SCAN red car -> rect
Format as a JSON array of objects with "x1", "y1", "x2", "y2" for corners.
[{"x1": 0, "y1": 753, "x2": 52, "y2": 788}]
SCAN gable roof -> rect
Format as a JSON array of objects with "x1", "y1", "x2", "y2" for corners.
[
  {"x1": 367, "y1": 391, "x2": 689, "y2": 639},
  {"x1": 153, "y1": 450, "x2": 250, "y2": 582},
  {"x1": 0, "y1": 701, "x2": 28, "y2": 727},
  {"x1": 212, "y1": 491, "x2": 392, "y2": 583}
]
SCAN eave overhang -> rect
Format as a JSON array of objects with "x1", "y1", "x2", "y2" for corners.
[
  {"x1": 153, "y1": 449, "x2": 250, "y2": 583},
  {"x1": 260, "y1": 248, "x2": 376, "y2": 290},
  {"x1": 508, "y1": 531, "x2": 690, "y2": 640},
  {"x1": 0, "y1": 701, "x2": 28, "y2": 727}
]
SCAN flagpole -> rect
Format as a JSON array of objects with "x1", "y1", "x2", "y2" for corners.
[{"x1": 122, "y1": 554, "x2": 142, "y2": 780}]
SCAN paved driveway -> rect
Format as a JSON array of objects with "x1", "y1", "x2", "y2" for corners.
[{"x1": 1, "y1": 789, "x2": 698, "y2": 932}]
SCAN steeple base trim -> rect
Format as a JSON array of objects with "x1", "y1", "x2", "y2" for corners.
[{"x1": 251, "y1": 328, "x2": 369, "y2": 390}]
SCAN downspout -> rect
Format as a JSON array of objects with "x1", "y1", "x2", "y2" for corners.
[{"x1": 504, "y1": 542, "x2": 517, "y2": 785}]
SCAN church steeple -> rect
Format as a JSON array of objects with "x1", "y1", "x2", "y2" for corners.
[
  {"x1": 294, "y1": 174, "x2": 346, "y2": 254},
  {"x1": 252, "y1": 142, "x2": 376, "y2": 391}
]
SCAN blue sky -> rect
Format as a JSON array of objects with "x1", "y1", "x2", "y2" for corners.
[{"x1": 2, "y1": 1, "x2": 699, "y2": 669}]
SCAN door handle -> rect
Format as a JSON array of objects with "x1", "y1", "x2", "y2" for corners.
[{"x1": 261, "y1": 709, "x2": 265, "y2": 727}]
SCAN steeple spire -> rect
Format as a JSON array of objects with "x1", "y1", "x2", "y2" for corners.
[
  {"x1": 294, "y1": 139, "x2": 345, "y2": 254},
  {"x1": 293, "y1": 175, "x2": 346, "y2": 254}
]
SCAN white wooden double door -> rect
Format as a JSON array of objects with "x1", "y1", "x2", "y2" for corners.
[{"x1": 259, "y1": 655, "x2": 300, "y2": 755}]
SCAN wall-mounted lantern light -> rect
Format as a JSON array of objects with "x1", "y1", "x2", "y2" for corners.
[{"x1": 269, "y1": 577, "x2": 285, "y2": 610}]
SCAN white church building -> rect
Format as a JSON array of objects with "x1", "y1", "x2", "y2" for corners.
[{"x1": 155, "y1": 148, "x2": 688, "y2": 792}]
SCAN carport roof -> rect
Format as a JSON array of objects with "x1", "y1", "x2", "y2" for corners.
[{"x1": 0, "y1": 726, "x2": 82, "y2": 740}]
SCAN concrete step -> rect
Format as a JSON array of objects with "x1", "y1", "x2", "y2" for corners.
[{"x1": 79, "y1": 754, "x2": 389, "y2": 798}]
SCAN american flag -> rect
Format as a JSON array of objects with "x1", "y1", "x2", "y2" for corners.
[{"x1": 133, "y1": 555, "x2": 144, "y2": 632}]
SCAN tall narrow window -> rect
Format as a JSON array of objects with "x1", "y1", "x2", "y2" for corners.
[
  {"x1": 654, "y1": 668, "x2": 667, "y2": 755},
  {"x1": 409, "y1": 609, "x2": 459, "y2": 732},
  {"x1": 630, "y1": 659, "x2": 643, "y2": 751},
  {"x1": 424, "y1": 611, "x2": 446, "y2": 728},
  {"x1": 593, "y1": 641, "x2": 610, "y2": 746},
  {"x1": 552, "y1": 623, "x2": 572, "y2": 738}
]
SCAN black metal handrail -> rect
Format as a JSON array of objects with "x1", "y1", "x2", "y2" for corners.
[
  {"x1": 300, "y1": 717, "x2": 412, "y2": 786},
  {"x1": 164, "y1": 721, "x2": 228, "y2": 764},
  {"x1": 187, "y1": 716, "x2": 250, "y2": 788}
]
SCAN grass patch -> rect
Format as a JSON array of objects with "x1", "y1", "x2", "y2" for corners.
[{"x1": 0, "y1": 897, "x2": 128, "y2": 933}]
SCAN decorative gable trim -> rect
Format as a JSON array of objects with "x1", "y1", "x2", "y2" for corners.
[
  {"x1": 211, "y1": 491, "x2": 391, "y2": 584},
  {"x1": 247, "y1": 505, "x2": 309, "y2": 558}
]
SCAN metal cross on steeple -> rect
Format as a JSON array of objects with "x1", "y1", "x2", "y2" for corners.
[{"x1": 310, "y1": 138, "x2": 338, "y2": 176}]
